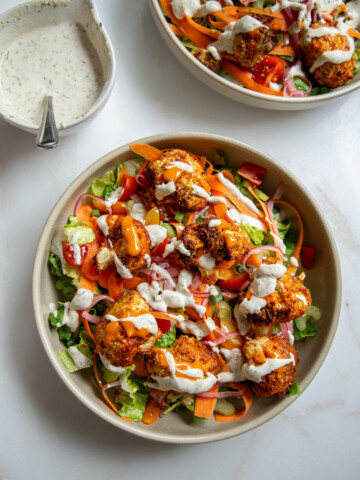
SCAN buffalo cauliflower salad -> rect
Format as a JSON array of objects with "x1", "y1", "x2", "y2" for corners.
[
  {"x1": 48, "y1": 142, "x2": 320, "y2": 425},
  {"x1": 159, "y1": 0, "x2": 360, "y2": 97}
]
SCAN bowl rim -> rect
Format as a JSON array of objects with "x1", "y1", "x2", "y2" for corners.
[
  {"x1": 32, "y1": 132, "x2": 342, "y2": 443},
  {"x1": 149, "y1": 0, "x2": 360, "y2": 106},
  {"x1": 0, "y1": 0, "x2": 116, "y2": 134}
]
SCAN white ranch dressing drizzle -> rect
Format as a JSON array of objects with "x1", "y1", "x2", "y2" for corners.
[
  {"x1": 70, "y1": 231, "x2": 82, "y2": 265},
  {"x1": 106, "y1": 313, "x2": 158, "y2": 336},
  {"x1": 105, "y1": 187, "x2": 124, "y2": 207},
  {"x1": 217, "y1": 173, "x2": 262, "y2": 215},
  {"x1": 210, "y1": 16, "x2": 267, "y2": 56},
  {"x1": 345, "y1": 0, "x2": 360, "y2": 29},
  {"x1": 249, "y1": 263, "x2": 287, "y2": 298},
  {"x1": 171, "y1": 0, "x2": 222, "y2": 20},
  {"x1": 165, "y1": 161, "x2": 194, "y2": 172},
  {"x1": 191, "y1": 185, "x2": 227, "y2": 204},
  {"x1": 242, "y1": 353, "x2": 295, "y2": 383},
  {"x1": 145, "y1": 225, "x2": 168, "y2": 248},
  {"x1": 70, "y1": 288, "x2": 93, "y2": 311},
  {"x1": 62, "y1": 302, "x2": 80, "y2": 332},
  {"x1": 49, "y1": 302, "x2": 58, "y2": 319},
  {"x1": 270, "y1": 232, "x2": 286, "y2": 254},
  {"x1": 175, "y1": 240, "x2": 192, "y2": 256},
  {"x1": 155, "y1": 181, "x2": 176, "y2": 200},
  {"x1": 208, "y1": 45, "x2": 222, "y2": 61},
  {"x1": 97, "y1": 215, "x2": 109, "y2": 236},
  {"x1": 99, "y1": 354, "x2": 126, "y2": 373},
  {"x1": 68, "y1": 346, "x2": 93, "y2": 369},
  {"x1": 199, "y1": 253, "x2": 216, "y2": 270},
  {"x1": 290, "y1": 256, "x2": 299, "y2": 267},
  {"x1": 150, "y1": 264, "x2": 176, "y2": 287},
  {"x1": 114, "y1": 252, "x2": 133, "y2": 279},
  {"x1": 234, "y1": 296, "x2": 267, "y2": 334},
  {"x1": 129, "y1": 203, "x2": 147, "y2": 224},
  {"x1": 145, "y1": 253, "x2": 152, "y2": 268},
  {"x1": 173, "y1": 314, "x2": 215, "y2": 337},
  {"x1": 296, "y1": 293, "x2": 308, "y2": 304},
  {"x1": 226, "y1": 207, "x2": 266, "y2": 231},
  {"x1": 208, "y1": 219, "x2": 222, "y2": 228},
  {"x1": 0, "y1": 21, "x2": 104, "y2": 127},
  {"x1": 137, "y1": 270, "x2": 206, "y2": 316},
  {"x1": 147, "y1": 350, "x2": 218, "y2": 393},
  {"x1": 217, "y1": 348, "x2": 246, "y2": 383}
]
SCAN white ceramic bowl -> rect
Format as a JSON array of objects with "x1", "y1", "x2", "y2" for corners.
[
  {"x1": 149, "y1": 0, "x2": 360, "y2": 111},
  {"x1": 0, "y1": 0, "x2": 116, "y2": 135},
  {"x1": 33, "y1": 132, "x2": 341, "y2": 443}
]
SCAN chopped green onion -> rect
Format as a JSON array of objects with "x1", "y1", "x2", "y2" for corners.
[
  {"x1": 174, "y1": 212, "x2": 185, "y2": 223},
  {"x1": 91, "y1": 209, "x2": 100, "y2": 217},
  {"x1": 126, "y1": 199, "x2": 136, "y2": 209},
  {"x1": 209, "y1": 293, "x2": 223, "y2": 305}
]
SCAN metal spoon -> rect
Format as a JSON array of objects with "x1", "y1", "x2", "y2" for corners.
[{"x1": 36, "y1": 96, "x2": 60, "y2": 149}]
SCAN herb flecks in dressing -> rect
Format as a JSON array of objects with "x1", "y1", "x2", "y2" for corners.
[{"x1": 0, "y1": 21, "x2": 104, "y2": 127}]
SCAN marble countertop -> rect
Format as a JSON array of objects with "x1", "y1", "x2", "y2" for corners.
[{"x1": 1, "y1": 1, "x2": 359, "y2": 479}]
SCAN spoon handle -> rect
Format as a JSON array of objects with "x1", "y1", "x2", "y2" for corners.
[{"x1": 36, "y1": 96, "x2": 60, "y2": 149}]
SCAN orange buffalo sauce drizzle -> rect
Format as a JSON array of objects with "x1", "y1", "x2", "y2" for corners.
[
  {"x1": 163, "y1": 167, "x2": 182, "y2": 182},
  {"x1": 159, "y1": 350, "x2": 204, "y2": 382},
  {"x1": 104, "y1": 311, "x2": 151, "y2": 345},
  {"x1": 121, "y1": 215, "x2": 141, "y2": 256}
]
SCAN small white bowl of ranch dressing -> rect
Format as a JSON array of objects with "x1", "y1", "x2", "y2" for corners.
[{"x1": 0, "y1": 0, "x2": 116, "y2": 135}]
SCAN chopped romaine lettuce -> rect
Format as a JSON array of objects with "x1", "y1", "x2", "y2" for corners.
[
  {"x1": 294, "y1": 305, "x2": 321, "y2": 342},
  {"x1": 49, "y1": 305, "x2": 76, "y2": 347},
  {"x1": 288, "y1": 380, "x2": 300, "y2": 397},
  {"x1": 58, "y1": 350, "x2": 78, "y2": 373},
  {"x1": 63, "y1": 216, "x2": 95, "y2": 244},
  {"x1": 89, "y1": 170, "x2": 116, "y2": 198},
  {"x1": 284, "y1": 229, "x2": 299, "y2": 256},
  {"x1": 118, "y1": 390, "x2": 149, "y2": 421},
  {"x1": 241, "y1": 223, "x2": 264, "y2": 246},
  {"x1": 155, "y1": 328, "x2": 177, "y2": 348}
]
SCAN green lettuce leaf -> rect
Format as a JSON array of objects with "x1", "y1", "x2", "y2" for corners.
[
  {"x1": 117, "y1": 391, "x2": 149, "y2": 421},
  {"x1": 284, "y1": 229, "x2": 299, "y2": 256},
  {"x1": 293, "y1": 305, "x2": 321, "y2": 342},
  {"x1": 154, "y1": 328, "x2": 177, "y2": 348},
  {"x1": 63, "y1": 216, "x2": 95, "y2": 244},
  {"x1": 58, "y1": 350, "x2": 78, "y2": 373},
  {"x1": 49, "y1": 305, "x2": 76, "y2": 347},
  {"x1": 288, "y1": 380, "x2": 300, "y2": 397},
  {"x1": 241, "y1": 223, "x2": 264, "y2": 246},
  {"x1": 89, "y1": 170, "x2": 116, "y2": 198}
]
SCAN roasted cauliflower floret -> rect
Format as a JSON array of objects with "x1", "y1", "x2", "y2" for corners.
[
  {"x1": 242, "y1": 334, "x2": 299, "y2": 397},
  {"x1": 301, "y1": 23, "x2": 356, "y2": 88},
  {"x1": 194, "y1": 48, "x2": 221, "y2": 72},
  {"x1": 96, "y1": 214, "x2": 151, "y2": 275},
  {"x1": 94, "y1": 291, "x2": 159, "y2": 367},
  {"x1": 176, "y1": 219, "x2": 253, "y2": 280},
  {"x1": 232, "y1": 17, "x2": 278, "y2": 69},
  {"x1": 144, "y1": 149, "x2": 211, "y2": 216},
  {"x1": 238, "y1": 267, "x2": 311, "y2": 330},
  {"x1": 146, "y1": 335, "x2": 222, "y2": 378}
]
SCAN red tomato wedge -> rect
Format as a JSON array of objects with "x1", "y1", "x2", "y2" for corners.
[
  {"x1": 300, "y1": 246, "x2": 315, "y2": 269},
  {"x1": 253, "y1": 56, "x2": 285, "y2": 87},
  {"x1": 62, "y1": 241, "x2": 88, "y2": 267},
  {"x1": 119, "y1": 174, "x2": 138, "y2": 202},
  {"x1": 218, "y1": 273, "x2": 249, "y2": 292},
  {"x1": 237, "y1": 163, "x2": 267, "y2": 186}
]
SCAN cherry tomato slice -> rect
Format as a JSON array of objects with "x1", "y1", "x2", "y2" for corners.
[
  {"x1": 118, "y1": 174, "x2": 138, "y2": 202},
  {"x1": 62, "y1": 241, "x2": 88, "y2": 267},
  {"x1": 218, "y1": 273, "x2": 249, "y2": 292},
  {"x1": 300, "y1": 246, "x2": 316, "y2": 269},
  {"x1": 155, "y1": 318, "x2": 172, "y2": 334},
  {"x1": 253, "y1": 56, "x2": 285, "y2": 88},
  {"x1": 237, "y1": 163, "x2": 267, "y2": 186},
  {"x1": 151, "y1": 238, "x2": 169, "y2": 257}
]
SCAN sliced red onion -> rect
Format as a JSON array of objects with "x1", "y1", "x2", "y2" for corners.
[
  {"x1": 149, "y1": 389, "x2": 168, "y2": 408},
  {"x1": 221, "y1": 292, "x2": 238, "y2": 300},
  {"x1": 267, "y1": 181, "x2": 286, "y2": 212},
  {"x1": 191, "y1": 271, "x2": 202, "y2": 290},
  {"x1": 189, "y1": 290, "x2": 211, "y2": 298},
  {"x1": 203, "y1": 331, "x2": 241, "y2": 346},
  {"x1": 240, "y1": 280, "x2": 250, "y2": 292},
  {"x1": 242, "y1": 245, "x2": 284, "y2": 273},
  {"x1": 90, "y1": 294, "x2": 115, "y2": 308},
  {"x1": 280, "y1": 321, "x2": 294, "y2": 344},
  {"x1": 166, "y1": 266, "x2": 181, "y2": 277},
  {"x1": 283, "y1": 62, "x2": 312, "y2": 98},
  {"x1": 265, "y1": 203, "x2": 280, "y2": 237},
  {"x1": 130, "y1": 193, "x2": 141, "y2": 203},
  {"x1": 81, "y1": 311, "x2": 100, "y2": 324},
  {"x1": 196, "y1": 388, "x2": 246, "y2": 399},
  {"x1": 74, "y1": 193, "x2": 112, "y2": 217},
  {"x1": 135, "y1": 173, "x2": 148, "y2": 188}
]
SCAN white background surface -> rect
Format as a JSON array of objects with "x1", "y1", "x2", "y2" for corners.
[{"x1": 1, "y1": 0, "x2": 360, "y2": 479}]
